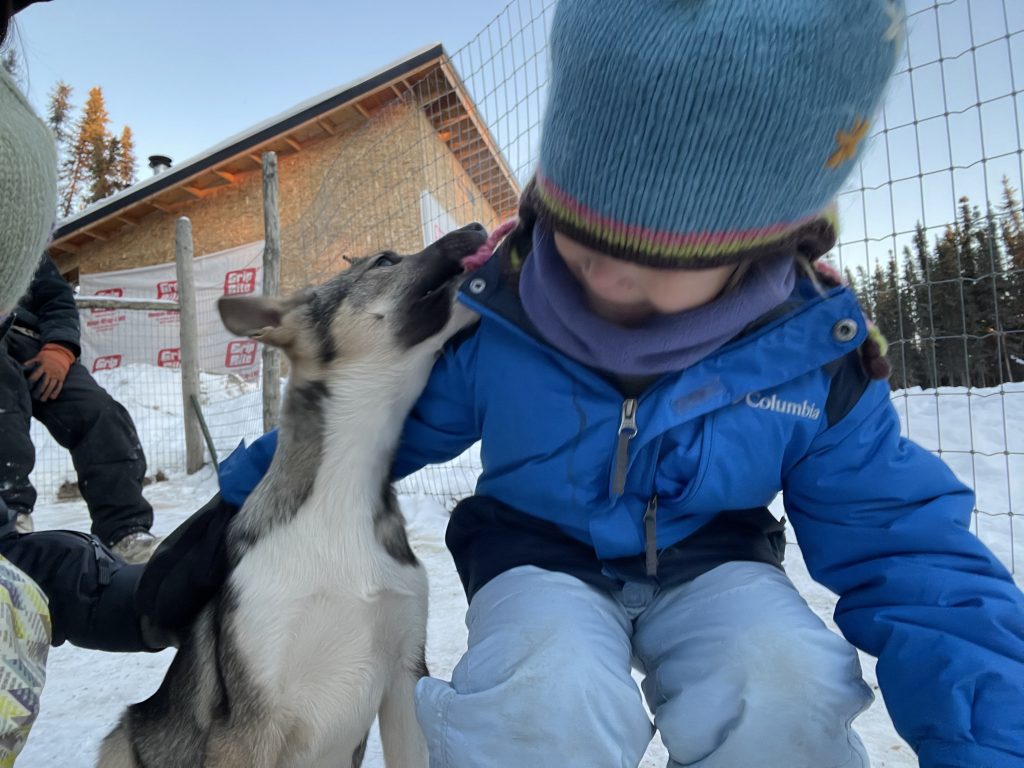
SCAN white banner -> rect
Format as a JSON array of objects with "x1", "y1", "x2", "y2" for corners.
[{"x1": 78, "y1": 241, "x2": 265, "y2": 380}]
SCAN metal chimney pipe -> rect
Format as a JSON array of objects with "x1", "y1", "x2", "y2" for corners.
[{"x1": 148, "y1": 155, "x2": 173, "y2": 175}]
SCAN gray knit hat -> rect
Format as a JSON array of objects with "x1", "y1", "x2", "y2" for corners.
[{"x1": 0, "y1": 67, "x2": 57, "y2": 312}]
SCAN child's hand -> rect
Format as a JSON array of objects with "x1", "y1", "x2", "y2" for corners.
[{"x1": 23, "y1": 343, "x2": 75, "y2": 401}]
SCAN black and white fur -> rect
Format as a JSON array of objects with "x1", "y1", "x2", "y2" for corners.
[{"x1": 97, "y1": 224, "x2": 488, "y2": 768}]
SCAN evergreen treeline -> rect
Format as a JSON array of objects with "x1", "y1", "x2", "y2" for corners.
[
  {"x1": 4, "y1": 47, "x2": 138, "y2": 215},
  {"x1": 48, "y1": 80, "x2": 137, "y2": 216},
  {"x1": 848, "y1": 178, "x2": 1024, "y2": 390}
]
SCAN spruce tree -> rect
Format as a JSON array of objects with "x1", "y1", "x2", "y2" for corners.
[
  {"x1": 56, "y1": 86, "x2": 136, "y2": 213},
  {"x1": 998, "y1": 178, "x2": 1024, "y2": 380},
  {"x1": 853, "y1": 265, "x2": 874, "y2": 318},
  {"x1": 862, "y1": 251, "x2": 919, "y2": 390},
  {"x1": 899, "y1": 253, "x2": 925, "y2": 387},
  {"x1": 930, "y1": 227, "x2": 968, "y2": 386},
  {"x1": 61, "y1": 87, "x2": 108, "y2": 215},
  {"x1": 89, "y1": 133, "x2": 119, "y2": 203},
  {"x1": 955, "y1": 199, "x2": 981, "y2": 385},
  {"x1": 82, "y1": 87, "x2": 115, "y2": 205},
  {"x1": 974, "y1": 206, "x2": 1007, "y2": 386},
  {"x1": 1001, "y1": 177, "x2": 1024, "y2": 268},
  {"x1": 910, "y1": 225, "x2": 938, "y2": 387},
  {"x1": 114, "y1": 126, "x2": 137, "y2": 191},
  {"x1": 47, "y1": 81, "x2": 73, "y2": 149},
  {"x1": 47, "y1": 82, "x2": 74, "y2": 210},
  {"x1": 886, "y1": 249, "x2": 919, "y2": 389}
]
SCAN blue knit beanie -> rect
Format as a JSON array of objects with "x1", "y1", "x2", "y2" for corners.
[{"x1": 530, "y1": 0, "x2": 906, "y2": 268}]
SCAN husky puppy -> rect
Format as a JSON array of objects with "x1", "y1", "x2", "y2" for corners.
[{"x1": 97, "y1": 224, "x2": 488, "y2": 768}]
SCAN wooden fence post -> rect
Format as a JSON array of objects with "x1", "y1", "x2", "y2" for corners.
[
  {"x1": 262, "y1": 151, "x2": 282, "y2": 432},
  {"x1": 175, "y1": 216, "x2": 205, "y2": 473}
]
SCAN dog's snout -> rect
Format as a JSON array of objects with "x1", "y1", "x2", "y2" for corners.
[
  {"x1": 453, "y1": 222, "x2": 488, "y2": 248},
  {"x1": 437, "y1": 224, "x2": 488, "y2": 259}
]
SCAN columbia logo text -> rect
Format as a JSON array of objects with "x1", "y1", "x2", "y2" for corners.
[{"x1": 745, "y1": 392, "x2": 821, "y2": 421}]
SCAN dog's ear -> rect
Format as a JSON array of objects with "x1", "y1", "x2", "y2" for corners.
[{"x1": 217, "y1": 290, "x2": 312, "y2": 348}]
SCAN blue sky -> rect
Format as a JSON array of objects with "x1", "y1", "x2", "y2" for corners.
[
  {"x1": 838, "y1": 0, "x2": 1024, "y2": 272},
  {"x1": 11, "y1": 0, "x2": 517, "y2": 167},
  {"x1": 9, "y1": 0, "x2": 1024, "y2": 272}
]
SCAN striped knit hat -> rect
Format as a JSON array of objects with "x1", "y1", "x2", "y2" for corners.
[{"x1": 531, "y1": 0, "x2": 906, "y2": 268}]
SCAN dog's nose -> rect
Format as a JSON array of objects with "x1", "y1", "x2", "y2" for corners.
[{"x1": 436, "y1": 223, "x2": 488, "y2": 262}]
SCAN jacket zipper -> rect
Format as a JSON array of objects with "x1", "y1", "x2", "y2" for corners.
[
  {"x1": 644, "y1": 496, "x2": 658, "y2": 577},
  {"x1": 612, "y1": 398, "x2": 638, "y2": 496},
  {"x1": 614, "y1": 400, "x2": 658, "y2": 574}
]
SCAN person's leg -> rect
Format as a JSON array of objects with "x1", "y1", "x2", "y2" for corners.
[
  {"x1": 31, "y1": 361, "x2": 153, "y2": 545},
  {"x1": 0, "y1": 336, "x2": 38, "y2": 521},
  {"x1": 0, "y1": 556, "x2": 49, "y2": 766},
  {"x1": 415, "y1": 566, "x2": 654, "y2": 768},
  {"x1": 634, "y1": 562, "x2": 873, "y2": 768}
]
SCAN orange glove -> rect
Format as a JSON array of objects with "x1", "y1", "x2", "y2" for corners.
[{"x1": 23, "y1": 343, "x2": 75, "y2": 402}]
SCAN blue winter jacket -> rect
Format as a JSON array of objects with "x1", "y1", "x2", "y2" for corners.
[{"x1": 220, "y1": 247, "x2": 1024, "y2": 767}]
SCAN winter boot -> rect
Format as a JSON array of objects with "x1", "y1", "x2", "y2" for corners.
[{"x1": 111, "y1": 530, "x2": 161, "y2": 564}]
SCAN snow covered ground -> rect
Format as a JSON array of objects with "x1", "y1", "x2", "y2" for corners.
[{"x1": 16, "y1": 370, "x2": 1024, "y2": 767}]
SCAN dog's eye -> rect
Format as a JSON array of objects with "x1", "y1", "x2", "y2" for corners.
[{"x1": 372, "y1": 253, "x2": 398, "y2": 268}]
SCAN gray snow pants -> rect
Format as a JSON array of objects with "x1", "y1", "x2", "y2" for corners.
[{"x1": 415, "y1": 562, "x2": 874, "y2": 768}]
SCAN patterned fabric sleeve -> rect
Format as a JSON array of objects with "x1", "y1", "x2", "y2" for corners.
[{"x1": 0, "y1": 556, "x2": 50, "y2": 767}]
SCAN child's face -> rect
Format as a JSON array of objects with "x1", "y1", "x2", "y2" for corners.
[{"x1": 554, "y1": 232, "x2": 737, "y2": 326}]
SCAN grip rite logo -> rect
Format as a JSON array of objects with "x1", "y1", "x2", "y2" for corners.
[
  {"x1": 90, "y1": 287, "x2": 124, "y2": 315},
  {"x1": 156, "y1": 280, "x2": 178, "y2": 301},
  {"x1": 92, "y1": 354, "x2": 122, "y2": 372},
  {"x1": 157, "y1": 348, "x2": 181, "y2": 368},
  {"x1": 225, "y1": 340, "x2": 258, "y2": 368},
  {"x1": 224, "y1": 269, "x2": 257, "y2": 296}
]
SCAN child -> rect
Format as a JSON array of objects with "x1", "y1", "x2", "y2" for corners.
[{"x1": 224, "y1": 0, "x2": 1024, "y2": 765}]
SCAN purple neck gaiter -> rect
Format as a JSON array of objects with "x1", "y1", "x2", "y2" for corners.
[{"x1": 519, "y1": 220, "x2": 797, "y2": 376}]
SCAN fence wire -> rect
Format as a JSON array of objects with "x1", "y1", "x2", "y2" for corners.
[
  {"x1": 37, "y1": 0, "x2": 1020, "y2": 576},
  {"x1": 836, "y1": 0, "x2": 1022, "y2": 574},
  {"x1": 400, "y1": 0, "x2": 1022, "y2": 574}
]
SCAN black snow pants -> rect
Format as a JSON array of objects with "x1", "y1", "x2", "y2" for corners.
[{"x1": 0, "y1": 330, "x2": 153, "y2": 545}]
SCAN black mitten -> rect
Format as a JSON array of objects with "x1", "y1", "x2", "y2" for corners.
[
  {"x1": 0, "y1": 529, "x2": 150, "y2": 651},
  {"x1": 134, "y1": 493, "x2": 239, "y2": 643}
]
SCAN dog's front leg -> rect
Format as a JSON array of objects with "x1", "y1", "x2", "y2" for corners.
[
  {"x1": 379, "y1": 664, "x2": 430, "y2": 768},
  {"x1": 204, "y1": 715, "x2": 286, "y2": 768}
]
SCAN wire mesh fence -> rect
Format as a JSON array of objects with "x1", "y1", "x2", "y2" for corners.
[
  {"x1": 399, "y1": 0, "x2": 1023, "y2": 575},
  {"x1": 25, "y1": 297, "x2": 186, "y2": 501},
  {"x1": 26, "y1": 306, "x2": 268, "y2": 501},
  {"x1": 834, "y1": 0, "x2": 1023, "y2": 574},
  {"x1": 33, "y1": 0, "x2": 1020, "y2": 574}
]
